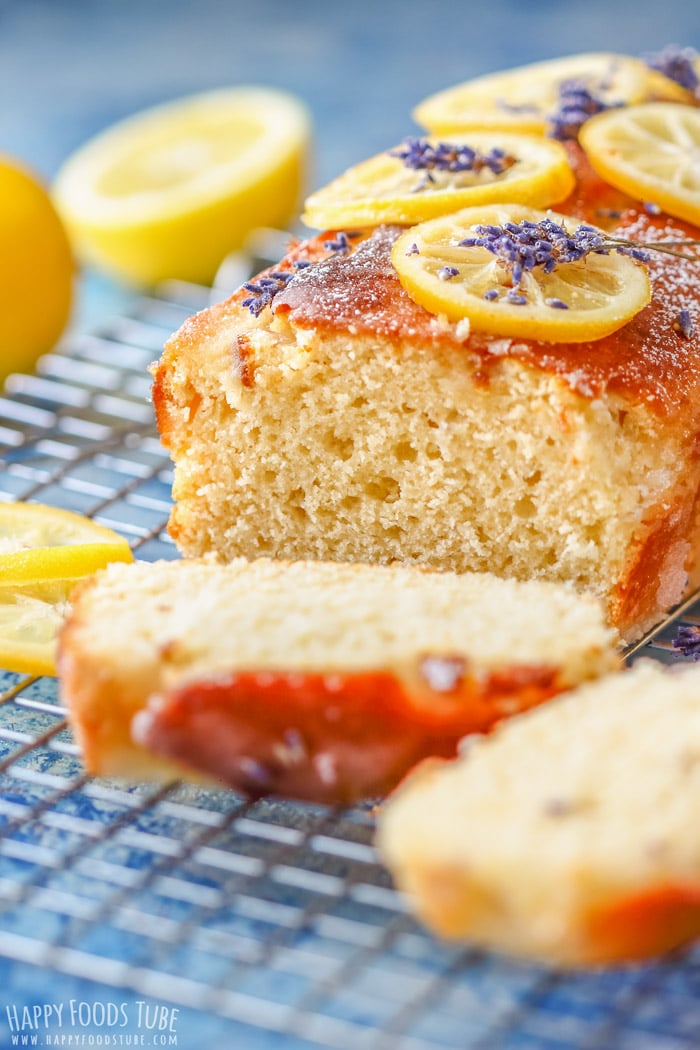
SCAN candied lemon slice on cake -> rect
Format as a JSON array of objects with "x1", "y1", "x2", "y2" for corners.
[
  {"x1": 413, "y1": 52, "x2": 680, "y2": 136},
  {"x1": 302, "y1": 133, "x2": 575, "y2": 229},
  {"x1": 302, "y1": 133, "x2": 574, "y2": 229},
  {"x1": 580, "y1": 102, "x2": 700, "y2": 227},
  {"x1": 391, "y1": 204, "x2": 651, "y2": 343},
  {"x1": 0, "y1": 502, "x2": 133, "y2": 676},
  {"x1": 52, "y1": 87, "x2": 311, "y2": 287}
]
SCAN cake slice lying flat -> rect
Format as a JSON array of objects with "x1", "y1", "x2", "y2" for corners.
[
  {"x1": 377, "y1": 659, "x2": 700, "y2": 966},
  {"x1": 57, "y1": 557, "x2": 618, "y2": 804}
]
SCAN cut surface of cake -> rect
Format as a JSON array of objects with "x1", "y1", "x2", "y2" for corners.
[
  {"x1": 57, "y1": 556, "x2": 618, "y2": 804},
  {"x1": 376, "y1": 659, "x2": 700, "y2": 966},
  {"x1": 152, "y1": 146, "x2": 700, "y2": 641}
]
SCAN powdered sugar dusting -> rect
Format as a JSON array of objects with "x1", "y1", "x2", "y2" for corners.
[{"x1": 274, "y1": 226, "x2": 471, "y2": 347}]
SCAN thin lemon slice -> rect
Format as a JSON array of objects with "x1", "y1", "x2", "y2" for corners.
[
  {"x1": 0, "y1": 502, "x2": 131, "y2": 562},
  {"x1": 52, "y1": 87, "x2": 311, "y2": 287},
  {"x1": 580, "y1": 102, "x2": 700, "y2": 226},
  {"x1": 0, "y1": 581, "x2": 75, "y2": 677},
  {"x1": 302, "y1": 133, "x2": 574, "y2": 229},
  {"x1": 391, "y1": 204, "x2": 651, "y2": 343},
  {"x1": 414, "y1": 53, "x2": 675, "y2": 136},
  {"x1": 0, "y1": 503, "x2": 133, "y2": 676}
]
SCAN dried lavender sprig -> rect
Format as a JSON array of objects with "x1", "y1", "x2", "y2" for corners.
[
  {"x1": 644, "y1": 44, "x2": 700, "y2": 95},
  {"x1": 548, "y1": 79, "x2": 622, "y2": 142},
  {"x1": 672, "y1": 623, "x2": 700, "y2": 659},
  {"x1": 675, "y1": 308, "x2": 695, "y2": 339},
  {"x1": 241, "y1": 270, "x2": 296, "y2": 316},
  {"x1": 389, "y1": 137, "x2": 516, "y2": 176},
  {"x1": 459, "y1": 217, "x2": 649, "y2": 284},
  {"x1": 457, "y1": 216, "x2": 700, "y2": 286},
  {"x1": 324, "y1": 231, "x2": 353, "y2": 254},
  {"x1": 242, "y1": 233, "x2": 355, "y2": 316}
]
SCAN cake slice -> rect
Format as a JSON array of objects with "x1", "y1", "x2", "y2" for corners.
[
  {"x1": 57, "y1": 556, "x2": 618, "y2": 804},
  {"x1": 377, "y1": 659, "x2": 700, "y2": 966},
  {"x1": 152, "y1": 147, "x2": 700, "y2": 642}
]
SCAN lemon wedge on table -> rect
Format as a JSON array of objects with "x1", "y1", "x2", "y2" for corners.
[
  {"x1": 413, "y1": 52, "x2": 686, "y2": 136},
  {"x1": 52, "y1": 87, "x2": 312, "y2": 288},
  {"x1": 0, "y1": 156, "x2": 74, "y2": 385},
  {"x1": 0, "y1": 503, "x2": 133, "y2": 677},
  {"x1": 580, "y1": 102, "x2": 700, "y2": 227},
  {"x1": 302, "y1": 133, "x2": 574, "y2": 229},
  {"x1": 391, "y1": 204, "x2": 651, "y2": 343}
]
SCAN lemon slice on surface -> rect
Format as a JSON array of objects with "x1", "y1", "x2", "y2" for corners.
[
  {"x1": 0, "y1": 581, "x2": 78, "y2": 677},
  {"x1": 302, "y1": 133, "x2": 575, "y2": 229},
  {"x1": 414, "y1": 53, "x2": 674, "y2": 136},
  {"x1": 580, "y1": 102, "x2": 700, "y2": 226},
  {"x1": 391, "y1": 204, "x2": 651, "y2": 343},
  {"x1": 0, "y1": 503, "x2": 133, "y2": 676},
  {"x1": 0, "y1": 156, "x2": 74, "y2": 384},
  {"x1": 52, "y1": 87, "x2": 311, "y2": 287}
]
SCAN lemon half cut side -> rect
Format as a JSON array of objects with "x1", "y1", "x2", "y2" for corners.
[
  {"x1": 391, "y1": 204, "x2": 651, "y2": 343},
  {"x1": 52, "y1": 87, "x2": 312, "y2": 287}
]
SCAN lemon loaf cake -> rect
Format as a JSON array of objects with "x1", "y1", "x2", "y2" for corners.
[
  {"x1": 377, "y1": 659, "x2": 700, "y2": 966},
  {"x1": 153, "y1": 144, "x2": 700, "y2": 642},
  {"x1": 57, "y1": 556, "x2": 618, "y2": 804}
]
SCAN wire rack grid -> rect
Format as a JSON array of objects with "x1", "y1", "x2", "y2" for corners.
[{"x1": 0, "y1": 280, "x2": 699, "y2": 1050}]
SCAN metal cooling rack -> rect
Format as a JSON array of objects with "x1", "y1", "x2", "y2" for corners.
[{"x1": 1, "y1": 281, "x2": 700, "y2": 1050}]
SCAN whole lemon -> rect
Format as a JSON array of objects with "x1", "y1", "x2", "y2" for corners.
[{"x1": 0, "y1": 156, "x2": 74, "y2": 384}]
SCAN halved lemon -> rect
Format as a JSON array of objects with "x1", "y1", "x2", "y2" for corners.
[
  {"x1": 52, "y1": 87, "x2": 311, "y2": 287},
  {"x1": 580, "y1": 102, "x2": 700, "y2": 227},
  {"x1": 413, "y1": 53, "x2": 681, "y2": 136},
  {"x1": 0, "y1": 502, "x2": 133, "y2": 676},
  {"x1": 302, "y1": 133, "x2": 575, "y2": 229},
  {"x1": 391, "y1": 204, "x2": 651, "y2": 343}
]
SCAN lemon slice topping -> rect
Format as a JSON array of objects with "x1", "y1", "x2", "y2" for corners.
[
  {"x1": 391, "y1": 204, "x2": 651, "y2": 343},
  {"x1": 52, "y1": 87, "x2": 311, "y2": 287},
  {"x1": 0, "y1": 502, "x2": 133, "y2": 676},
  {"x1": 413, "y1": 53, "x2": 680, "y2": 137},
  {"x1": 580, "y1": 102, "x2": 700, "y2": 227},
  {"x1": 302, "y1": 133, "x2": 574, "y2": 230}
]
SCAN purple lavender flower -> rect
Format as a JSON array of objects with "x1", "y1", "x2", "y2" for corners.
[
  {"x1": 459, "y1": 217, "x2": 652, "y2": 286},
  {"x1": 438, "y1": 265, "x2": 459, "y2": 281},
  {"x1": 242, "y1": 270, "x2": 296, "y2": 316},
  {"x1": 673, "y1": 623, "x2": 700, "y2": 659},
  {"x1": 644, "y1": 45, "x2": 700, "y2": 95},
  {"x1": 548, "y1": 79, "x2": 621, "y2": 141},
  {"x1": 324, "y1": 231, "x2": 352, "y2": 254},
  {"x1": 389, "y1": 137, "x2": 516, "y2": 176},
  {"x1": 242, "y1": 234, "x2": 356, "y2": 316},
  {"x1": 674, "y1": 308, "x2": 695, "y2": 339}
]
